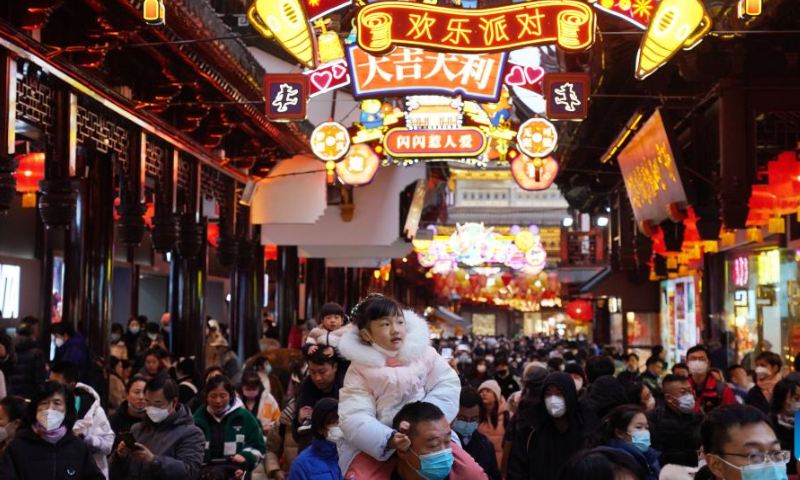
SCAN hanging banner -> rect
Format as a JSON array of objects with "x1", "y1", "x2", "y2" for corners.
[
  {"x1": 347, "y1": 46, "x2": 507, "y2": 102},
  {"x1": 356, "y1": 1, "x2": 596, "y2": 56},
  {"x1": 383, "y1": 128, "x2": 487, "y2": 158}
]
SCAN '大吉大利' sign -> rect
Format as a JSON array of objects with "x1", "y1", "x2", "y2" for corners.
[
  {"x1": 383, "y1": 128, "x2": 487, "y2": 158},
  {"x1": 617, "y1": 109, "x2": 689, "y2": 225},
  {"x1": 544, "y1": 73, "x2": 590, "y2": 119},
  {"x1": 356, "y1": 1, "x2": 596, "y2": 56},
  {"x1": 264, "y1": 75, "x2": 308, "y2": 121},
  {"x1": 347, "y1": 45, "x2": 507, "y2": 102}
]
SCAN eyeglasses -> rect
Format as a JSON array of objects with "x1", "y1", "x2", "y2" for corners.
[{"x1": 718, "y1": 450, "x2": 791, "y2": 465}]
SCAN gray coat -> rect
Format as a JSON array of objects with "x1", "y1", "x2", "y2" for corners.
[{"x1": 109, "y1": 404, "x2": 205, "y2": 480}]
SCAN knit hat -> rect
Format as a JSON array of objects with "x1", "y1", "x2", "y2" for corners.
[
  {"x1": 319, "y1": 303, "x2": 347, "y2": 322},
  {"x1": 478, "y1": 379, "x2": 503, "y2": 402},
  {"x1": 311, "y1": 398, "x2": 339, "y2": 439}
]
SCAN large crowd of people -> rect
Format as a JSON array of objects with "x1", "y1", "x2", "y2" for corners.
[{"x1": 0, "y1": 296, "x2": 796, "y2": 480}]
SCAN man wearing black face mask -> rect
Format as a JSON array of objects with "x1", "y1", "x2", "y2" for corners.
[{"x1": 493, "y1": 357, "x2": 520, "y2": 401}]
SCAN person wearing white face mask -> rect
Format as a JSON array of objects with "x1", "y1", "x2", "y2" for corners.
[
  {"x1": 746, "y1": 351, "x2": 784, "y2": 415},
  {"x1": 602, "y1": 405, "x2": 661, "y2": 480},
  {"x1": 507, "y1": 372, "x2": 600, "y2": 480},
  {"x1": 286, "y1": 398, "x2": 342, "y2": 480},
  {"x1": 109, "y1": 375, "x2": 205, "y2": 480},
  {"x1": 686, "y1": 345, "x2": 736, "y2": 414},
  {"x1": 768, "y1": 379, "x2": 800, "y2": 476},
  {"x1": 0, "y1": 381, "x2": 105, "y2": 480},
  {"x1": 647, "y1": 374, "x2": 705, "y2": 468}
]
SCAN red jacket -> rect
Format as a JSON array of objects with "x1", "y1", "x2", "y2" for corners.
[
  {"x1": 288, "y1": 326, "x2": 303, "y2": 350},
  {"x1": 689, "y1": 374, "x2": 736, "y2": 413}
]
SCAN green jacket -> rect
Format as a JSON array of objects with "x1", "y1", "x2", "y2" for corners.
[{"x1": 192, "y1": 400, "x2": 266, "y2": 470}]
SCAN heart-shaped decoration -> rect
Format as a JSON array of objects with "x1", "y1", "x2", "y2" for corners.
[
  {"x1": 310, "y1": 71, "x2": 333, "y2": 91},
  {"x1": 524, "y1": 66, "x2": 544, "y2": 86},
  {"x1": 331, "y1": 63, "x2": 347, "y2": 80},
  {"x1": 504, "y1": 65, "x2": 527, "y2": 86}
]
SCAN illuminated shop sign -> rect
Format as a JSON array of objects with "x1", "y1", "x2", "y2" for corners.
[
  {"x1": 303, "y1": 0, "x2": 352, "y2": 22},
  {"x1": 383, "y1": 128, "x2": 487, "y2": 158},
  {"x1": 617, "y1": 109, "x2": 688, "y2": 225},
  {"x1": 733, "y1": 257, "x2": 748, "y2": 287},
  {"x1": 336, "y1": 144, "x2": 381, "y2": 186},
  {"x1": 738, "y1": 0, "x2": 761, "y2": 17},
  {"x1": 249, "y1": 0, "x2": 317, "y2": 68},
  {"x1": 347, "y1": 46, "x2": 507, "y2": 102},
  {"x1": 635, "y1": 0, "x2": 711, "y2": 80},
  {"x1": 504, "y1": 62, "x2": 544, "y2": 92},
  {"x1": 593, "y1": 0, "x2": 658, "y2": 30},
  {"x1": 310, "y1": 122, "x2": 350, "y2": 161},
  {"x1": 544, "y1": 73, "x2": 590, "y2": 120},
  {"x1": 356, "y1": 1, "x2": 596, "y2": 56},
  {"x1": 511, "y1": 155, "x2": 559, "y2": 191},
  {"x1": 304, "y1": 60, "x2": 350, "y2": 98},
  {"x1": 517, "y1": 118, "x2": 558, "y2": 158},
  {"x1": 264, "y1": 75, "x2": 308, "y2": 121}
]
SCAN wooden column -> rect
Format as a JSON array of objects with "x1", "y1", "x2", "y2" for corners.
[
  {"x1": 305, "y1": 258, "x2": 326, "y2": 322},
  {"x1": 276, "y1": 245, "x2": 299, "y2": 346}
]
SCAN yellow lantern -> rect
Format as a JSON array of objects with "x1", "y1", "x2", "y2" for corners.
[{"x1": 514, "y1": 230, "x2": 536, "y2": 252}]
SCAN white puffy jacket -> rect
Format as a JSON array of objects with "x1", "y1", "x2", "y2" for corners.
[{"x1": 73, "y1": 382, "x2": 115, "y2": 479}]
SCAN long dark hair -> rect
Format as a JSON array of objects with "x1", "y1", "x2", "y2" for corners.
[
  {"x1": 479, "y1": 387, "x2": 501, "y2": 429},
  {"x1": 27, "y1": 381, "x2": 77, "y2": 430},
  {"x1": 237, "y1": 371, "x2": 265, "y2": 401},
  {"x1": 598, "y1": 404, "x2": 646, "y2": 445}
]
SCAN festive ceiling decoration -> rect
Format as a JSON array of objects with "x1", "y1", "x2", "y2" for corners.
[
  {"x1": 315, "y1": 18, "x2": 346, "y2": 64},
  {"x1": 347, "y1": 46, "x2": 507, "y2": 102},
  {"x1": 565, "y1": 299, "x2": 593, "y2": 321},
  {"x1": 14, "y1": 152, "x2": 45, "y2": 208},
  {"x1": 264, "y1": 75, "x2": 309, "y2": 121},
  {"x1": 336, "y1": 144, "x2": 381, "y2": 185},
  {"x1": 517, "y1": 118, "x2": 558, "y2": 158},
  {"x1": 406, "y1": 96, "x2": 464, "y2": 130},
  {"x1": 303, "y1": 0, "x2": 352, "y2": 22},
  {"x1": 414, "y1": 223, "x2": 548, "y2": 274},
  {"x1": 634, "y1": 0, "x2": 712, "y2": 80},
  {"x1": 248, "y1": 0, "x2": 317, "y2": 68},
  {"x1": 594, "y1": 0, "x2": 660, "y2": 30},
  {"x1": 738, "y1": 0, "x2": 761, "y2": 18},
  {"x1": 432, "y1": 269, "x2": 560, "y2": 312},
  {"x1": 544, "y1": 73, "x2": 591, "y2": 120},
  {"x1": 311, "y1": 122, "x2": 351, "y2": 161},
  {"x1": 511, "y1": 155, "x2": 559, "y2": 191},
  {"x1": 356, "y1": 1, "x2": 596, "y2": 55},
  {"x1": 304, "y1": 60, "x2": 351, "y2": 98}
]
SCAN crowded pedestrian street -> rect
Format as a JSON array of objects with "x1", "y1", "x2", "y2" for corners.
[{"x1": 0, "y1": 0, "x2": 799, "y2": 479}]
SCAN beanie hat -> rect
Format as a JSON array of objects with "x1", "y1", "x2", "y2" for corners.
[
  {"x1": 311, "y1": 398, "x2": 339, "y2": 439},
  {"x1": 478, "y1": 379, "x2": 503, "y2": 402}
]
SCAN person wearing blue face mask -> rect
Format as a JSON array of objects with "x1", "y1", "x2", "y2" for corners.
[
  {"x1": 600, "y1": 405, "x2": 661, "y2": 480},
  {"x1": 702, "y1": 404, "x2": 790, "y2": 480},
  {"x1": 454, "y1": 388, "x2": 501, "y2": 480}
]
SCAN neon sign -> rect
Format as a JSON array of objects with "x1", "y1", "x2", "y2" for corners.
[
  {"x1": 738, "y1": 0, "x2": 761, "y2": 17},
  {"x1": 544, "y1": 73, "x2": 590, "y2": 120},
  {"x1": 249, "y1": 0, "x2": 317, "y2": 68},
  {"x1": 303, "y1": 0, "x2": 352, "y2": 22},
  {"x1": 356, "y1": 1, "x2": 596, "y2": 56},
  {"x1": 383, "y1": 128, "x2": 487, "y2": 159},
  {"x1": 304, "y1": 60, "x2": 350, "y2": 98},
  {"x1": 143, "y1": 0, "x2": 166, "y2": 25},
  {"x1": 336, "y1": 144, "x2": 381, "y2": 186},
  {"x1": 733, "y1": 256, "x2": 748, "y2": 287},
  {"x1": 347, "y1": 46, "x2": 507, "y2": 102},
  {"x1": 264, "y1": 75, "x2": 308, "y2": 121},
  {"x1": 635, "y1": 0, "x2": 711, "y2": 80},
  {"x1": 311, "y1": 122, "x2": 350, "y2": 161},
  {"x1": 511, "y1": 155, "x2": 559, "y2": 191},
  {"x1": 517, "y1": 118, "x2": 558, "y2": 158}
]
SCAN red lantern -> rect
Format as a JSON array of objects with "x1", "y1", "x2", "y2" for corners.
[
  {"x1": 264, "y1": 244, "x2": 278, "y2": 261},
  {"x1": 565, "y1": 299, "x2": 593, "y2": 321},
  {"x1": 15, "y1": 152, "x2": 45, "y2": 207},
  {"x1": 207, "y1": 222, "x2": 220, "y2": 247}
]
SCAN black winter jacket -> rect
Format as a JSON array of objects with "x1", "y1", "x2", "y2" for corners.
[
  {"x1": 8, "y1": 337, "x2": 47, "y2": 399},
  {"x1": 460, "y1": 430, "x2": 502, "y2": 480},
  {"x1": 647, "y1": 405, "x2": 704, "y2": 467},
  {"x1": 0, "y1": 427, "x2": 105, "y2": 480}
]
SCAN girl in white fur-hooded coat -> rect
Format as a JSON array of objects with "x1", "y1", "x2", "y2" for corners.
[{"x1": 336, "y1": 294, "x2": 461, "y2": 473}]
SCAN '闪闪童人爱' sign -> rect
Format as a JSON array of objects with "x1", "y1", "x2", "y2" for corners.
[
  {"x1": 347, "y1": 46, "x2": 507, "y2": 102},
  {"x1": 356, "y1": 1, "x2": 596, "y2": 56},
  {"x1": 383, "y1": 128, "x2": 487, "y2": 159}
]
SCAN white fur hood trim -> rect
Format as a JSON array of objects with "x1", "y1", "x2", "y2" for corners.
[{"x1": 338, "y1": 309, "x2": 429, "y2": 367}]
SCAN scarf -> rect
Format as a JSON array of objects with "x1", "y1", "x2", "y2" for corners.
[
  {"x1": 32, "y1": 423, "x2": 68, "y2": 444},
  {"x1": 758, "y1": 373, "x2": 782, "y2": 403}
]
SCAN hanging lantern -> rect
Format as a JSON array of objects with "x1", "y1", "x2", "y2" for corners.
[
  {"x1": 565, "y1": 299, "x2": 593, "y2": 321},
  {"x1": 15, "y1": 152, "x2": 45, "y2": 208},
  {"x1": 265, "y1": 244, "x2": 278, "y2": 261},
  {"x1": 511, "y1": 155, "x2": 559, "y2": 191},
  {"x1": 207, "y1": 222, "x2": 220, "y2": 247},
  {"x1": 336, "y1": 144, "x2": 380, "y2": 186}
]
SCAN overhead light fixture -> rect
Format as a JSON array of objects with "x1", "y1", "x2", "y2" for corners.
[
  {"x1": 239, "y1": 180, "x2": 257, "y2": 206},
  {"x1": 596, "y1": 216, "x2": 609, "y2": 227},
  {"x1": 562, "y1": 216, "x2": 574, "y2": 228}
]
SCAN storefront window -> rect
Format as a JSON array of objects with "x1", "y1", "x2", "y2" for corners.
[{"x1": 660, "y1": 276, "x2": 700, "y2": 365}]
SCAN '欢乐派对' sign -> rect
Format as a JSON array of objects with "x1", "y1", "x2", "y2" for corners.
[
  {"x1": 347, "y1": 46, "x2": 507, "y2": 102},
  {"x1": 383, "y1": 128, "x2": 487, "y2": 158},
  {"x1": 356, "y1": 1, "x2": 596, "y2": 56}
]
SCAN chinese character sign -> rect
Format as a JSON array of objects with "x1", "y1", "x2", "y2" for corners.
[
  {"x1": 517, "y1": 118, "x2": 558, "y2": 158},
  {"x1": 347, "y1": 46, "x2": 507, "y2": 102},
  {"x1": 617, "y1": 109, "x2": 689, "y2": 225},
  {"x1": 311, "y1": 122, "x2": 351, "y2": 161},
  {"x1": 383, "y1": 128, "x2": 487, "y2": 158},
  {"x1": 337, "y1": 144, "x2": 381, "y2": 186},
  {"x1": 356, "y1": 1, "x2": 596, "y2": 56},
  {"x1": 264, "y1": 75, "x2": 308, "y2": 121},
  {"x1": 544, "y1": 73, "x2": 590, "y2": 119}
]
